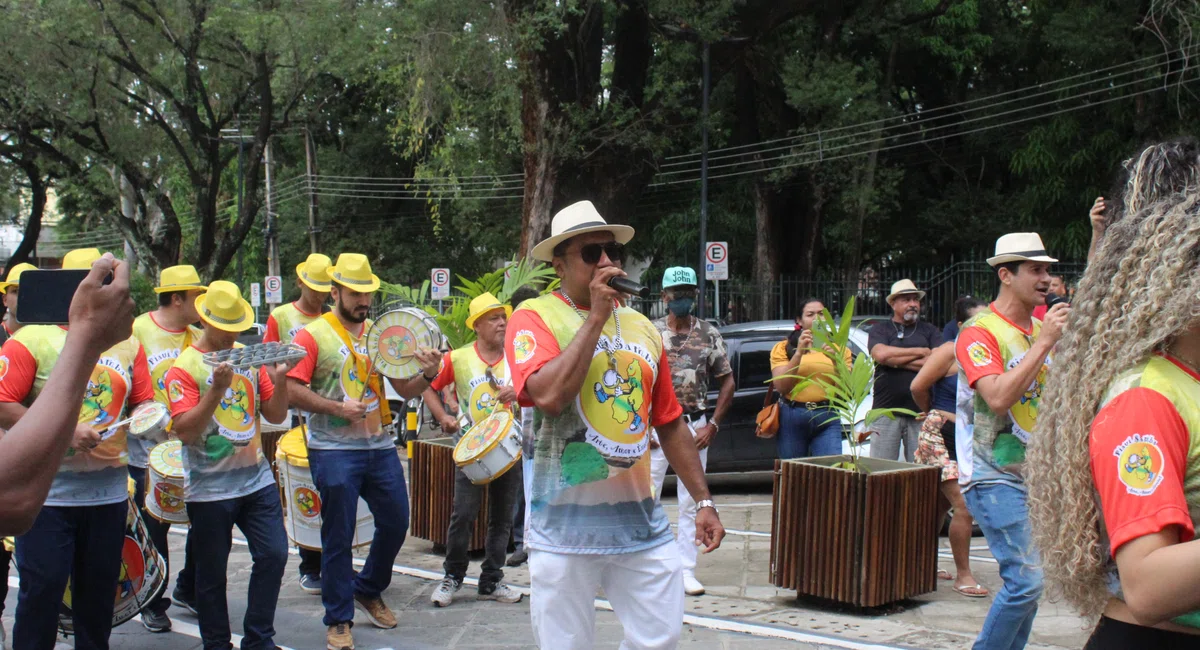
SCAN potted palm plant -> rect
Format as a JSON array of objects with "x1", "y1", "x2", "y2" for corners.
[{"x1": 769, "y1": 298, "x2": 941, "y2": 607}]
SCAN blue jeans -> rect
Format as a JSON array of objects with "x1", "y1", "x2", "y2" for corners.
[
  {"x1": 129, "y1": 466, "x2": 174, "y2": 614},
  {"x1": 964, "y1": 483, "x2": 1043, "y2": 650},
  {"x1": 186, "y1": 485, "x2": 288, "y2": 650},
  {"x1": 308, "y1": 447, "x2": 409, "y2": 626},
  {"x1": 776, "y1": 402, "x2": 843, "y2": 459},
  {"x1": 14, "y1": 501, "x2": 128, "y2": 650}
]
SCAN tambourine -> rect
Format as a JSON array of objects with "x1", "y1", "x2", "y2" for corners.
[
  {"x1": 100, "y1": 401, "x2": 172, "y2": 440},
  {"x1": 366, "y1": 308, "x2": 443, "y2": 379}
]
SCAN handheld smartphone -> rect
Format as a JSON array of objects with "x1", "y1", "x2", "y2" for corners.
[{"x1": 16, "y1": 269, "x2": 111, "y2": 325}]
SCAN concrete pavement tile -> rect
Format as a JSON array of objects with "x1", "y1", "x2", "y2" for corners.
[{"x1": 452, "y1": 623, "x2": 537, "y2": 645}]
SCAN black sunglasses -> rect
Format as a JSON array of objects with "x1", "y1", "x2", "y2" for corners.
[{"x1": 573, "y1": 242, "x2": 625, "y2": 264}]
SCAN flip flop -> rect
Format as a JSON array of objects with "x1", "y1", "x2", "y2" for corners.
[
  {"x1": 953, "y1": 584, "x2": 989, "y2": 598},
  {"x1": 937, "y1": 570, "x2": 953, "y2": 581}
]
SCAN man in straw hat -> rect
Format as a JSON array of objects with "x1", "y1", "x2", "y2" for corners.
[
  {"x1": 0, "y1": 262, "x2": 37, "y2": 341},
  {"x1": 264, "y1": 252, "x2": 333, "y2": 596},
  {"x1": 0, "y1": 248, "x2": 154, "y2": 649},
  {"x1": 867, "y1": 278, "x2": 944, "y2": 462},
  {"x1": 286, "y1": 253, "x2": 409, "y2": 650},
  {"x1": 164, "y1": 280, "x2": 291, "y2": 650},
  {"x1": 502, "y1": 200, "x2": 725, "y2": 649},
  {"x1": 129, "y1": 264, "x2": 207, "y2": 631},
  {"x1": 394, "y1": 292, "x2": 524, "y2": 607},
  {"x1": 955, "y1": 232, "x2": 1069, "y2": 650}
]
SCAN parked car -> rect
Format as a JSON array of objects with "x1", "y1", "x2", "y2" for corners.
[
  {"x1": 237, "y1": 322, "x2": 266, "y2": 346},
  {"x1": 701, "y1": 318, "x2": 882, "y2": 473}
]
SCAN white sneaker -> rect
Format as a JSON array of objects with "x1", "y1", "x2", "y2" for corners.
[
  {"x1": 1, "y1": 621, "x2": 8, "y2": 650},
  {"x1": 477, "y1": 583, "x2": 523, "y2": 603},
  {"x1": 683, "y1": 573, "x2": 705, "y2": 596},
  {"x1": 431, "y1": 577, "x2": 462, "y2": 607}
]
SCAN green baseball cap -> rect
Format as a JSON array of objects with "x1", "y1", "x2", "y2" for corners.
[{"x1": 662, "y1": 266, "x2": 698, "y2": 289}]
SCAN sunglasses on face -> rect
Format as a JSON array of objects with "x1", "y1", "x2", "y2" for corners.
[{"x1": 572, "y1": 242, "x2": 625, "y2": 265}]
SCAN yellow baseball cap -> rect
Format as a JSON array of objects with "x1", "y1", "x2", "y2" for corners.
[
  {"x1": 296, "y1": 253, "x2": 333, "y2": 293},
  {"x1": 62, "y1": 248, "x2": 102, "y2": 270},
  {"x1": 194, "y1": 280, "x2": 255, "y2": 332},
  {"x1": 0, "y1": 263, "x2": 38, "y2": 294},
  {"x1": 154, "y1": 265, "x2": 207, "y2": 294},
  {"x1": 328, "y1": 253, "x2": 380, "y2": 293},
  {"x1": 465, "y1": 292, "x2": 511, "y2": 330}
]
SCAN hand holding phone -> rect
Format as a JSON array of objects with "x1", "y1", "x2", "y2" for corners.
[{"x1": 18, "y1": 255, "x2": 133, "y2": 353}]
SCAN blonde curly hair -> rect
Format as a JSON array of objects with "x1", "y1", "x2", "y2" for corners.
[{"x1": 1028, "y1": 137, "x2": 1200, "y2": 617}]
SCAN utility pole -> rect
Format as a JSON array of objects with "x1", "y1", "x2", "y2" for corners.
[
  {"x1": 264, "y1": 139, "x2": 281, "y2": 307},
  {"x1": 697, "y1": 41, "x2": 711, "y2": 320},
  {"x1": 304, "y1": 127, "x2": 320, "y2": 253}
]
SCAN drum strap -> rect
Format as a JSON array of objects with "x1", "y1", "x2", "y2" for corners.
[{"x1": 321, "y1": 313, "x2": 393, "y2": 425}]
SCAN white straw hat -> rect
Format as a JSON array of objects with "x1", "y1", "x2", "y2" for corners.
[
  {"x1": 886, "y1": 279, "x2": 926, "y2": 304},
  {"x1": 987, "y1": 233, "x2": 1059, "y2": 267},
  {"x1": 530, "y1": 201, "x2": 635, "y2": 262}
]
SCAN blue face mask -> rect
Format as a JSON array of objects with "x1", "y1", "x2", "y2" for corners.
[{"x1": 668, "y1": 298, "x2": 694, "y2": 317}]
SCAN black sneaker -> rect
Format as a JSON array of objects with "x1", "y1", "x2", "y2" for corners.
[
  {"x1": 172, "y1": 586, "x2": 198, "y2": 615},
  {"x1": 506, "y1": 547, "x2": 528, "y2": 567},
  {"x1": 141, "y1": 608, "x2": 172, "y2": 633},
  {"x1": 299, "y1": 573, "x2": 322, "y2": 595}
]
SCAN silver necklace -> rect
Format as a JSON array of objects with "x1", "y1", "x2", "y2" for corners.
[
  {"x1": 559, "y1": 290, "x2": 623, "y2": 370},
  {"x1": 892, "y1": 320, "x2": 915, "y2": 340}
]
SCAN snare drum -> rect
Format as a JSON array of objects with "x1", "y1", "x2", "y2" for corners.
[
  {"x1": 59, "y1": 496, "x2": 167, "y2": 635},
  {"x1": 146, "y1": 441, "x2": 188, "y2": 524},
  {"x1": 276, "y1": 427, "x2": 379, "y2": 550},
  {"x1": 453, "y1": 408, "x2": 522, "y2": 484},
  {"x1": 127, "y1": 401, "x2": 172, "y2": 440}
]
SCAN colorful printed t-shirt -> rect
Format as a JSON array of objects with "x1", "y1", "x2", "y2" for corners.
[
  {"x1": 0, "y1": 326, "x2": 153, "y2": 506},
  {"x1": 265, "y1": 302, "x2": 322, "y2": 345},
  {"x1": 955, "y1": 305, "x2": 1048, "y2": 491},
  {"x1": 165, "y1": 345, "x2": 276, "y2": 501},
  {"x1": 430, "y1": 342, "x2": 510, "y2": 435},
  {"x1": 129, "y1": 312, "x2": 202, "y2": 468},
  {"x1": 505, "y1": 293, "x2": 682, "y2": 555},
  {"x1": 769, "y1": 340, "x2": 853, "y2": 403},
  {"x1": 288, "y1": 316, "x2": 389, "y2": 450},
  {"x1": 1090, "y1": 354, "x2": 1200, "y2": 629},
  {"x1": 651, "y1": 316, "x2": 731, "y2": 413}
]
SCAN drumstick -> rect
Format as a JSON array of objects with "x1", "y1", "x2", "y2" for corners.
[{"x1": 357, "y1": 353, "x2": 377, "y2": 402}]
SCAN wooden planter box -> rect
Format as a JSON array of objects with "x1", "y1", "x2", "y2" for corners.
[
  {"x1": 770, "y1": 455, "x2": 940, "y2": 607},
  {"x1": 408, "y1": 437, "x2": 489, "y2": 552}
]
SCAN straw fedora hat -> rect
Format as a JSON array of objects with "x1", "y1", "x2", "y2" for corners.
[
  {"x1": 194, "y1": 280, "x2": 255, "y2": 332},
  {"x1": 530, "y1": 201, "x2": 634, "y2": 262},
  {"x1": 0, "y1": 263, "x2": 37, "y2": 294},
  {"x1": 154, "y1": 265, "x2": 207, "y2": 294},
  {"x1": 986, "y1": 233, "x2": 1059, "y2": 267},
  {"x1": 465, "y1": 292, "x2": 512, "y2": 330},
  {"x1": 61, "y1": 248, "x2": 102, "y2": 270},
  {"x1": 328, "y1": 253, "x2": 380, "y2": 293},
  {"x1": 886, "y1": 279, "x2": 926, "y2": 304},
  {"x1": 295, "y1": 253, "x2": 333, "y2": 292}
]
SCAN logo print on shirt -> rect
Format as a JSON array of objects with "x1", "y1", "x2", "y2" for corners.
[
  {"x1": 81, "y1": 364, "x2": 128, "y2": 428},
  {"x1": 0, "y1": 355, "x2": 9, "y2": 381},
  {"x1": 966, "y1": 341, "x2": 992, "y2": 367},
  {"x1": 1114, "y1": 434, "x2": 1165, "y2": 496},
  {"x1": 168, "y1": 379, "x2": 185, "y2": 403},
  {"x1": 215, "y1": 373, "x2": 257, "y2": 441},
  {"x1": 512, "y1": 330, "x2": 536, "y2": 364}
]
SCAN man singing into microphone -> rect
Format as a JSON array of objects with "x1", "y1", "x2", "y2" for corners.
[{"x1": 504, "y1": 200, "x2": 725, "y2": 649}]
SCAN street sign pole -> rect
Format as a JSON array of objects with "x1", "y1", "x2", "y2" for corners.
[
  {"x1": 705, "y1": 242, "x2": 729, "y2": 323},
  {"x1": 431, "y1": 268, "x2": 451, "y2": 313}
]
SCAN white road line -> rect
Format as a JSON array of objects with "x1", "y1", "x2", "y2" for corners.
[
  {"x1": 938, "y1": 551, "x2": 998, "y2": 564},
  {"x1": 722, "y1": 528, "x2": 772, "y2": 538}
]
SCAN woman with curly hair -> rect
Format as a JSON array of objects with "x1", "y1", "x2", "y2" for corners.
[{"x1": 1028, "y1": 138, "x2": 1200, "y2": 648}]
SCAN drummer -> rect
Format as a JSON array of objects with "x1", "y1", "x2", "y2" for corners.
[
  {"x1": 397, "y1": 292, "x2": 524, "y2": 607},
  {"x1": 263, "y1": 252, "x2": 332, "y2": 596},
  {"x1": 0, "y1": 262, "x2": 37, "y2": 341},
  {"x1": 164, "y1": 281, "x2": 291, "y2": 650},
  {"x1": 0, "y1": 247, "x2": 155, "y2": 650},
  {"x1": 286, "y1": 253, "x2": 408, "y2": 650},
  {"x1": 130, "y1": 264, "x2": 207, "y2": 632}
]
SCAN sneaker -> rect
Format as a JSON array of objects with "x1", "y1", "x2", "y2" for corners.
[
  {"x1": 1, "y1": 621, "x2": 8, "y2": 650},
  {"x1": 326, "y1": 622, "x2": 354, "y2": 650},
  {"x1": 353, "y1": 593, "x2": 397, "y2": 629},
  {"x1": 505, "y1": 546, "x2": 528, "y2": 567},
  {"x1": 299, "y1": 573, "x2": 322, "y2": 595},
  {"x1": 172, "y1": 586, "x2": 198, "y2": 615},
  {"x1": 431, "y1": 577, "x2": 462, "y2": 608},
  {"x1": 683, "y1": 573, "x2": 705, "y2": 596},
  {"x1": 477, "y1": 583, "x2": 523, "y2": 603},
  {"x1": 140, "y1": 608, "x2": 172, "y2": 633}
]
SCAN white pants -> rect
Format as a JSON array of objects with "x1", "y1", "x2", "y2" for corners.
[
  {"x1": 530, "y1": 542, "x2": 684, "y2": 650},
  {"x1": 649, "y1": 415, "x2": 707, "y2": 577}
]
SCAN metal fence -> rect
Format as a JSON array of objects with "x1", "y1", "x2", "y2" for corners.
[{"x1": 627, "y1": 258, "x2": 1087, "y2": 326}]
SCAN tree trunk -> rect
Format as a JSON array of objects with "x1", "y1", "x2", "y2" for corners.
[
  {"x1": 518, "y1": 88, "x2": 560, "y2": 258},
  {"x1": 752, "y1": 182, "x2": 781, "y2": 320},
  {"x1": 8, "y1": 161, "x2": 45, "y2": 269},
  {"x1": 845, "y1": 38, "x2": 898, "y2": 277}
]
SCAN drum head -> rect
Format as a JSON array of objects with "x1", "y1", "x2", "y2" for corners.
[
  {"x1": 129, "y1": 402, "x2": 170, "y2": 437},
  {"x1": 367, "y1": 308, "x2": 442, "y2": 379},
  {"x1": 149, "y1": 441, "x2": 185, "y2": 478},
  {"x1": 277, "y1": 426, "x2": 309, "y2": 462},
  {"x1": 453, "y1": 409, "x2": 514, "y2": 464}
]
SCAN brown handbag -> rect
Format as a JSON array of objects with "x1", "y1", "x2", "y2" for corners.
[{"x1": 755, "y1": 385, "x2": 781, "y2": 438}]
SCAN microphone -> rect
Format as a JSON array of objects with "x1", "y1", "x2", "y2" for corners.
[
  {"x1": 1046, "y1": 293, "x2": 1070, "y2": 309},
  {"x1": 608, "y1": 276, "x2": 651, "y2": 298}
]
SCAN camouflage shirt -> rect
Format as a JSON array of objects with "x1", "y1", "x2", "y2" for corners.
[{"x1": 651, "y1": 316, "x2": 732, "y2": 414}]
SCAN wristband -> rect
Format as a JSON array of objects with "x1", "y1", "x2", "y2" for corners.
[{"x1": 422, "y1": 371, "x2": 437, "y2": 383}]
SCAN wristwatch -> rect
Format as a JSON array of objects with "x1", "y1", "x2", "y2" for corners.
[
  {"x1": 696, "y1": 499, "x2": 718, "y2": 513},
  {"x1": 709, "y1": 420, "x2": 720, "y2": 433}
]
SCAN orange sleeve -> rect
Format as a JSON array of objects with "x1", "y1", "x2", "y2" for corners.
[
  {"x1": 165, "y1": 366, "x2": 201, "y2": 417},
  {"x1": 505, "y1": 310, "x2": 561, "y2": 408},
  {"x1": 769, "y1": 340, "x2": 790, "y2": 370},
  {"x1": 428, "y1": 351, "x2": 456, "y2": 392},
  {"x1": 650, "y1": 352, "x2": 683, "y2": 427},
  {"x1": 956, "y1": 325, "x2": 1004, "y2": 388},
  {"x1": 286, "y1": 329, "x2": 319, "y2": 385},
  {"x1": 1090, "y1": 387, "x2": 1193, "y2": 556},
  {"x1": 258, "y1": 366, "x2": 276, "y2": 403},
  {"x1": 0, "y1": 339, "x2": 37, "y2": 403},
  {"x1": 130, "y1": 344, "x2": 155, "y2": 404},
  {"x1": 263, "y1": 315, "x2": 280, "y2": 343}
]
